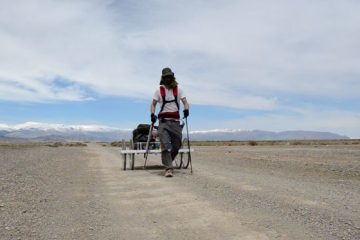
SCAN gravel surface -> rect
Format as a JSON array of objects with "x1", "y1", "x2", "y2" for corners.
[
  {"x1": 0, "y1": 144, "x2": 112, "y2": 240},
  {"x1": 0, "y1": 143, "x2": 359, "y2": 239}
]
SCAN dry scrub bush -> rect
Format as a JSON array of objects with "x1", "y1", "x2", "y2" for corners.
[{"x1": 248, "y1": 141, "x2": 258, "y2": 146}]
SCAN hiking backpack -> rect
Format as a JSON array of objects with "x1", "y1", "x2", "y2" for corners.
[{"x1": 158, "y1": 86, "x2": 180, "y2": 120}]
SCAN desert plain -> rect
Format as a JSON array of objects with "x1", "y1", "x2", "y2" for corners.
[{"x1": 0, "y1": 140, "x2": 359, "y2": 240}]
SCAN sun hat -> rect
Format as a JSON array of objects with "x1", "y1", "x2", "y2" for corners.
[{"x1": 161, "y1": 67, "x2": 175, "y2": 77}]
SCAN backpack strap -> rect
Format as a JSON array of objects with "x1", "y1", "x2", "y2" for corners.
[
  {"x1": 159, "y1": 86, "x2": 167, "y2": 113},
  {"x1": 159, "y1": 86, "x2": 180, "y2": 114},
  {"x1": 172, "y1": 86, "x2": 180, "y2": 110}
]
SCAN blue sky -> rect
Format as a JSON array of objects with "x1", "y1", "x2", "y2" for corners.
[{"x1": 0, "y1": 0, "x2": 359, "y2": 137}]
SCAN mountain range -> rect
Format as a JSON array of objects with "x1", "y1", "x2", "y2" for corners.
[{"x1": 0, "y1": 122, "x2": 350, "y2": 142}]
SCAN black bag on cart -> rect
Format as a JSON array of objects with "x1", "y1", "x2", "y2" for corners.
[
  {"x1": 132, "y1": 124, "x2": 159, "y2": 149},
  {"x1": 132, "y1": 124, "x2": 150, "y2": 143}
]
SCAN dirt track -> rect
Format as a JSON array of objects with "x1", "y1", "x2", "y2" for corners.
[{"x1": 0, "y1": 143, "x2": 359, "y2": 239}]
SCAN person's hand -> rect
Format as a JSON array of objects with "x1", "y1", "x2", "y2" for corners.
[
  {"x1": 151, "y1": 113, "x2": 157, "y2": 123},
  {"x1": 183, "y1": 109, "x2": 189, "y2": 118}
]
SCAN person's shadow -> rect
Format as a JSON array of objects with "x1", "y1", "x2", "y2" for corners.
[
  {"x1": 131, "y1": 165, "x2": 165, "y2": 176},
  {"x1": 133, "y1": 165, "x2": 165, "y2": 171}
]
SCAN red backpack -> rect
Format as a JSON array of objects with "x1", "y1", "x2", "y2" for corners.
[{"x1": 158, "y1": 86, "x2": 180, "y2": 119}]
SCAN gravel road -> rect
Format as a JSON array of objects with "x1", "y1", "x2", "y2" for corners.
[{"x1": 0, "y1": 143, "x2": 359, "y2": 239}]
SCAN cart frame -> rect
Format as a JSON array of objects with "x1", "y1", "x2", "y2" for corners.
[{"x1": 119, "y1": 139, "x2": 193, "y2": 170}]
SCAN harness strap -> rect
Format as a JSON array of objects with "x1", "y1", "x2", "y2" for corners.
[
  {"x1": 159, "y1": 86, "x2": 179, "y2": 114},
  {"x1": 158, "y1": 111, "x2": 180, "y2": 119}
]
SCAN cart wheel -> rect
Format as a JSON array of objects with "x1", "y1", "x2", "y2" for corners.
[
  {"x1": 174, "y1": 153, "x2": 182, "y2": 169},
  {"x1": 123, "y1": 154, "x2": 127, "y2": 171},
  {"x1": 130, "y1": 153, "x2": 135, "y2": 170},
  {"x1": 121, "y1": 140, "x2": 127, "y2": 170},
  {"x1": 182, "y1": 152, "x2": 190, "y2": 169},
  {"x1": 129, "y1": 140, "x2": 135, "y2": 170},
  {"x1": 182, "y1": 138, "x2": 190, "y2": 169}
]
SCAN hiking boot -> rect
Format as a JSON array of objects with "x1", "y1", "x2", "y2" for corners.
[{"x1": 165, "y1": 169, "x2": 173, "y2": 178}]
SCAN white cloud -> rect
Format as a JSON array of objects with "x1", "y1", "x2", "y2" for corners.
[
  {"x1": 0, "y1": 0, "x2": 140, "y2": 101},
  {"x1": 1, "y1": 0, "x2": 360, "y2": 106}
]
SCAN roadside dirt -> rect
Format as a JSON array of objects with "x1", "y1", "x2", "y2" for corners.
[{"x1": 0, "y1": 143, "x2": 359, "y2": 239}]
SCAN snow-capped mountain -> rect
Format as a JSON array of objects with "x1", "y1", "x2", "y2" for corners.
[
  {"x1": 0, "y1": 122, "x2": 350, "y2": 142},
  {"x1": 0, "y1": 122, "x2": 132, "y2": 141},
  {"x1": 0, "y1": 122, "x2": 120, "y2": 132}
]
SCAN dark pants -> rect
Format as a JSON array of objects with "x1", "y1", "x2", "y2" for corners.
[{"x1": 158, "y1": 121, "x2": 182, "y2": 170}]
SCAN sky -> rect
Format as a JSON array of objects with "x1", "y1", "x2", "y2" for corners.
[{"x1": 0, "y1": 0, "x2": 359, "y2": 138}]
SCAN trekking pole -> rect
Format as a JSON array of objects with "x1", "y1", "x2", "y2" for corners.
[
  {"x1": 144, "y1": 123, "x2": 154, "y2": 169},
  {"x1": 184, "y1": 117, "x2": 193, "y2": 174}
]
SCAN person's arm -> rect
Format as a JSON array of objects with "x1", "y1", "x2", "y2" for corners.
[
  {"x1": 150, "y1": 99, "x2": 158, "y2": 123},
  {"x1": 181, "y1": 97, "x2": 189, "y2": 111},
  {"x1": 151, "y1": 99, "x2": 157, "y2": 114},
  {"x1": 181, "y1": 97, "x2": 190, "y2": 118}
]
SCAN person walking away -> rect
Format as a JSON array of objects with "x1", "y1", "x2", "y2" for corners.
[{"x1": 151, "y1": 67, "x2": 190, "y2": 177}]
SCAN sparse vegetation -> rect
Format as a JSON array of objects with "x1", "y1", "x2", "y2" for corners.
[
  {"x1": 109, "y1": 141, "x2": 132, "y2": 148},
  {"x1": 0, "y1": 141, "x2": 88, "y2": 148},
  {"x1": 0, "y1": 142, "x2": 44, "y2": 148},
  {"x1": 110, "y1": 141, "x2": 123, "y2": 147},
  {"x1": 190, "y1": 139, "x2": 360, "y2": 146},
  {"x1": 65, "y1": 142, "x2": 87, "y2": 147},
  {"x1": 46, "y1": 142, "x2": 87, "y2": 147},
  {"x1": 248, "y1": 141, "x2": 258, "y2": 146}
]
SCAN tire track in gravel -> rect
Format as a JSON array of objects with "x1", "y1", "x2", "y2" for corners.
[
  {"x1": 86, "y1": 143, "x2": 270, "y2": 240},
  {"x1": 88, "y1": 143, "x2": 360, "y2": 239},
  {"x1": 179, "y1": 146, "x2": 360, "y2": 240},
  {"x1": 2, "y1": 143, "x2": 358, "y2": 240}
]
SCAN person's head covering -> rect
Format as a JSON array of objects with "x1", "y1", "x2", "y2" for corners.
[
  {"x1": 160, "y1": 67, "x2": 178, "y2": 89},
  {"x1": 161, "y1": 67, "x2": 174, "y2": 77}
]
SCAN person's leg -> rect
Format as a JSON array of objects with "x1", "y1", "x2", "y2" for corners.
[
  {"x1": 158, "y1": 122, "x2": 173, "y2": 170},
  {"x1": 169, "y1": 122, "x2": 183, "y2": 161}
]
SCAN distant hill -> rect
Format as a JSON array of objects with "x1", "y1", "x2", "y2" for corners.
[
  {"x1": 0, "y1": 122, "x2": 350, "y2": 142},
  {"x1": 189, "y1": 129, "x2": 349, "y2": 141},
  {"x1": 0, "y1": 122, "x2": 132, "y2": 142}
]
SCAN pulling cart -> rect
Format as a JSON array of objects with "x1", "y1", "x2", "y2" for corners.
[
  {"x1": 119, "y1": 138, "x2": 193, "y2": 170},
  {"x1": 119, "y1": 122, "x2": 193, "y2": 171}
]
